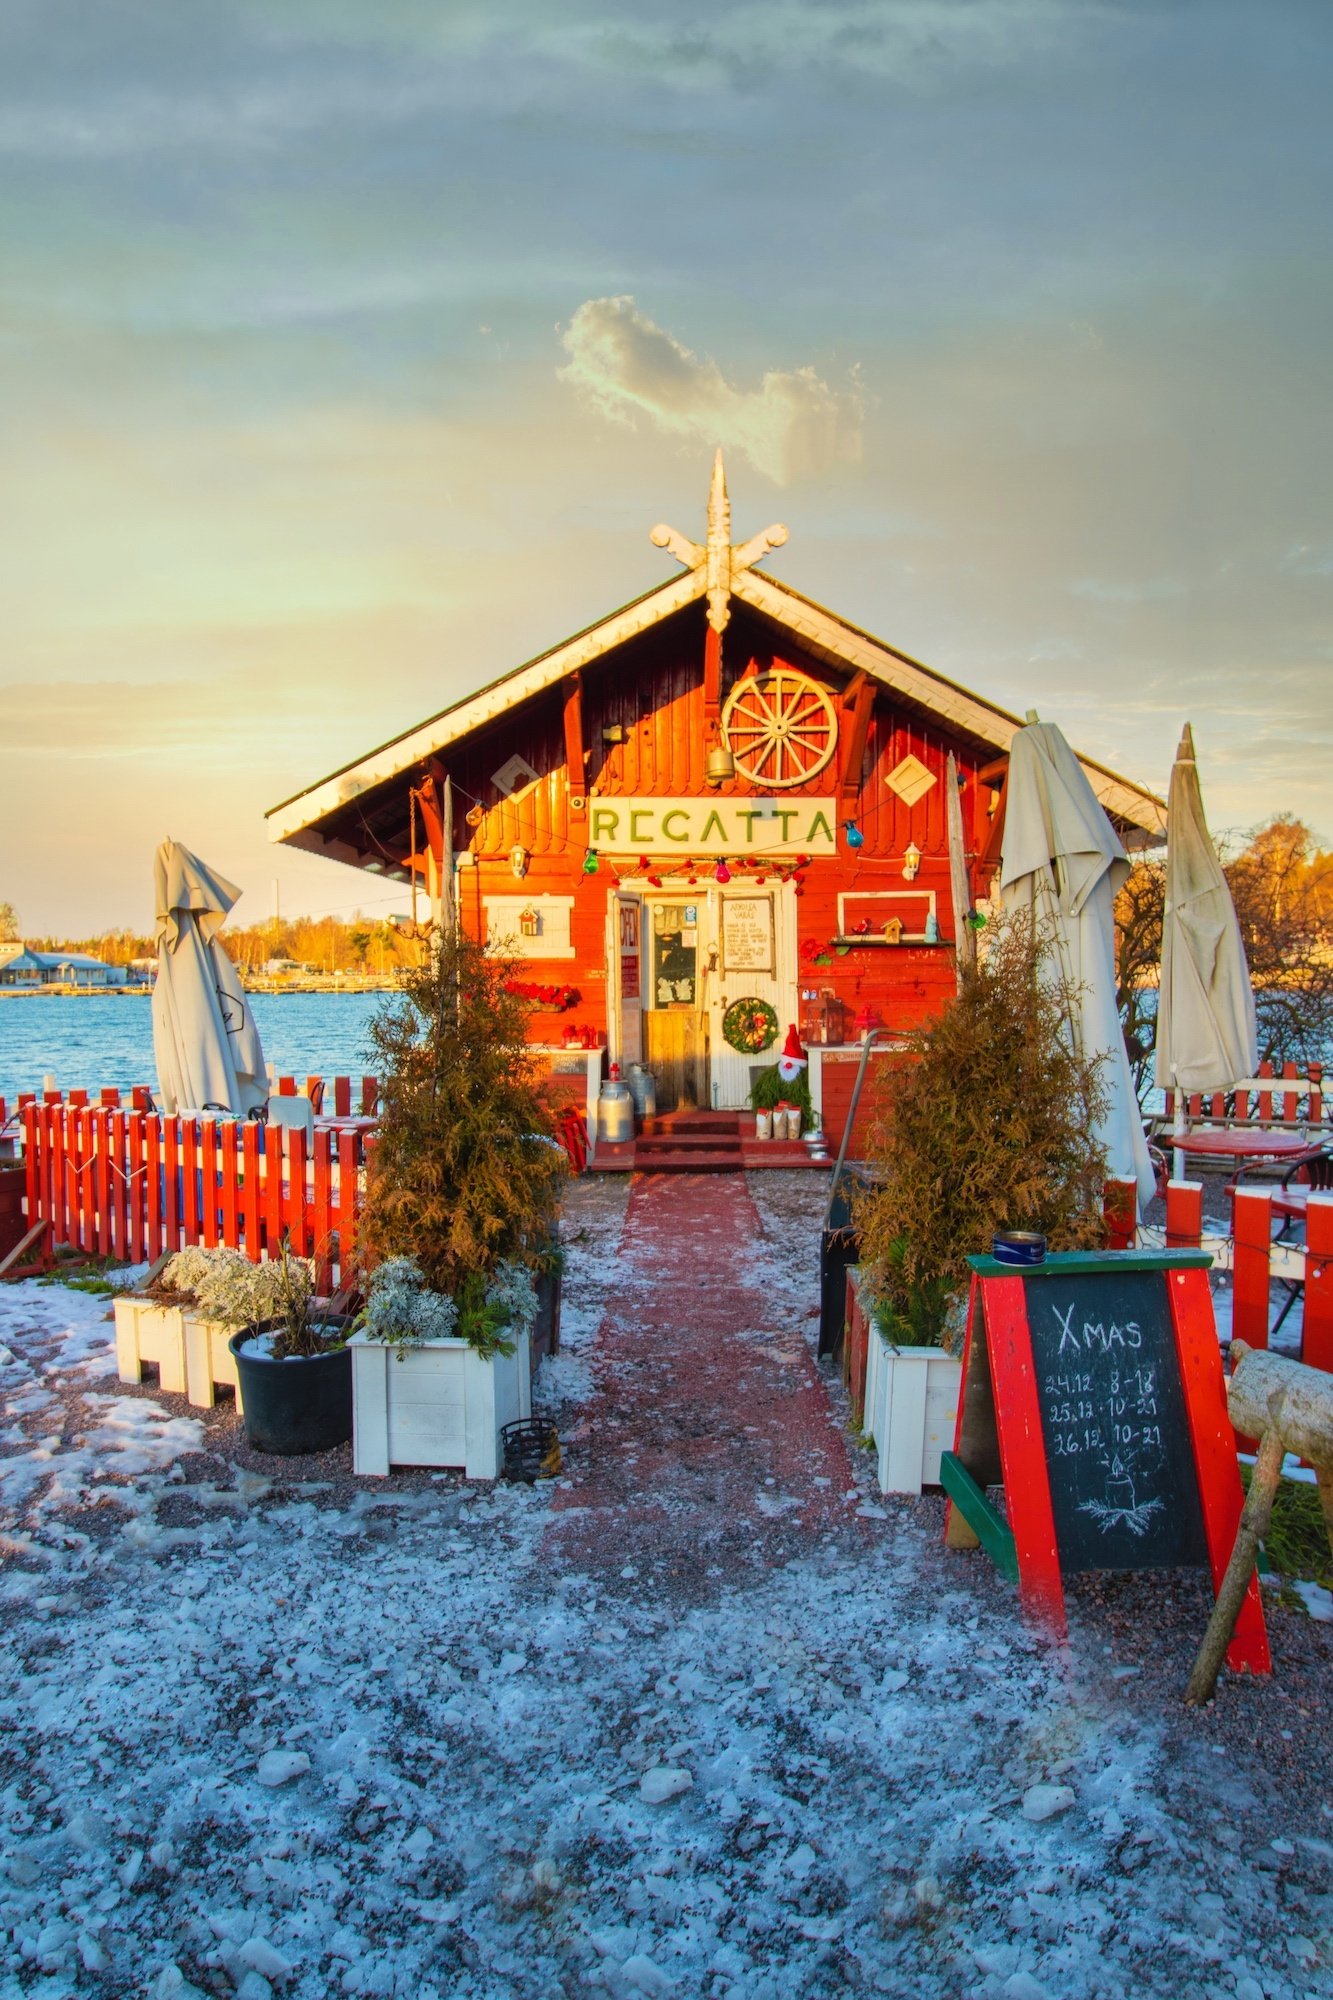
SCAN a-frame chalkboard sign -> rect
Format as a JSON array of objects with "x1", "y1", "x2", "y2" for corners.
[{"x1": 942, "y1": 1249, "x2": 1269, "y2": 1675}]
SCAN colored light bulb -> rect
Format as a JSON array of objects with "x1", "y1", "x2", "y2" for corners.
[
  {"x1": 841, "y1": 820, "x2": 865, "y2": 850},
  {"x1": 582, "y1": 849, "x2": 599, "y2": 875},
  {"x1": 715, "y1": 859, "x2": 731, "y2": 883}
]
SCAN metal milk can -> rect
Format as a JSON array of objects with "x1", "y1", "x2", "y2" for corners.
[{"x1": 596, "y1": 1066, "x2": 635, "y2": 1145}]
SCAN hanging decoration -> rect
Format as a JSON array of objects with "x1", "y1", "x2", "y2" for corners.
[
  {"x1": 582, "y1": 849, "x2": 600, "y2": 875},
  {"x1": 715, "y1": 858, "x2": 732, "y2": 884},
  {"x1": 841, "y1": 820, "x2": 865, "y2": 849},
  {"x1": 722, "y1": 997, "x2": 780, "y2": 1054}
]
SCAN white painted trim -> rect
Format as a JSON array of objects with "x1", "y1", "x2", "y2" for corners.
[
  {"x1": 733, "y1": 569, "x2": 1164, "y2": 837},
  {"x1": 268, "y1": 570, "x2": 706, "y2": 844},
  {"x1": 836, "y1": 888, "x2": 938, "y2": 939}
]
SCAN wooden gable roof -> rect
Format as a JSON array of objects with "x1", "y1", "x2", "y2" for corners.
[{"x1": 268, "y1": 457, "x2": 1164, "y2": 869}]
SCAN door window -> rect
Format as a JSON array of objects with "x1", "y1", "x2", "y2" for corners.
[{"x1": 650, "y1": 903, "x2": 697, "y2": 1008}]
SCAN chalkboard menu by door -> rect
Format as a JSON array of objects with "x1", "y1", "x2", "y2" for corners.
[{"x1": 941, "y1": 1249, "x2": 1269, "y2": 1676}]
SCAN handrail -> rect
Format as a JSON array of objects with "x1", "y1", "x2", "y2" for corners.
[{"x1": 822, "y1": 1028, "x2": 905, "y2": 1229}]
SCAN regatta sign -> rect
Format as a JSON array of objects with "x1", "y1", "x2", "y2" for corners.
[{"x1": 587, "y1": 797, "x2": 837, "y2": 856}]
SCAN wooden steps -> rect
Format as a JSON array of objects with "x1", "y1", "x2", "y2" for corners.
[
  {"x1": 586, "y1": 1110, "x2": 829, "y2": 1174},
  {"x1": 635, "y1": 1111, "x2": 744, "y2": 1176}
]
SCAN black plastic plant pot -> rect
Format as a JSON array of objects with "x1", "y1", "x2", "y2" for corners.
[{"x1": 228, "y1": 1317, "x2": 353, "y2": 1456}]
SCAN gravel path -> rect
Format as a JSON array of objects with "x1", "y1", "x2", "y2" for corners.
[{"x1": 0, "y1": 1171, "x2": 1328, "y2": 1999}]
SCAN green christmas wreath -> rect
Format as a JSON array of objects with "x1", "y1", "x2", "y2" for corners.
[{"x1": 722, "y1": 996, "x2": 779, "y2": 1055}]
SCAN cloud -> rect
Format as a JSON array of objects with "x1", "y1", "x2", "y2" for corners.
[{"x1": 559, "y1": 296, "x2": 863, "y2": 485}]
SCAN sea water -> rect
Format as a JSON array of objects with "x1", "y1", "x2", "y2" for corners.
[{"x1": 0, "y1": 991, "x2": 386, "y2": 1108}]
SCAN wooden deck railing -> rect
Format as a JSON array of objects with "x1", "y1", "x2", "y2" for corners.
[{"x1": 22, "y1": 1102, "x2": 371, "y2": 1290}]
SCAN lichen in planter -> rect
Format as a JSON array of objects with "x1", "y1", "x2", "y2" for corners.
[{"x1": 351, "y1": 1257, "x2": 537, "y2": 1479}]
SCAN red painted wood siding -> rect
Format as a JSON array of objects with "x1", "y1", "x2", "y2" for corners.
[{"x1": 436, "y1": 602, "x2": 993, "y2": 1046}]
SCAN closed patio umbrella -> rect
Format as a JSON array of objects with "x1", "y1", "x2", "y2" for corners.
[
  {"x1": 151, "y1": 839, "x2": 267, "y2": 1117},
  {"x1": 999, "y1": 720, "x2": 1157, "y2": 1218},
  {"x1": 1155, "y1": 723, "x2": 1257, "y2": 1097}
]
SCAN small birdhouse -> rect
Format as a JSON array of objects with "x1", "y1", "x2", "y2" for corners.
[
  {"x1": 519, "y1": 905, "x2": 540, "y2": 938},
  {"x1": 882, "y1": 916, "x2": 904, "y2": 944}
]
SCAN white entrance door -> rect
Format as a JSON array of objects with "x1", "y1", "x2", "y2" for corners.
[
  {"x1": 607, "y1": 890, "x2": 643, "y2": 1067},
  {"x1": 706, "y1": 882, "x2": 797, "y2": 1110}
]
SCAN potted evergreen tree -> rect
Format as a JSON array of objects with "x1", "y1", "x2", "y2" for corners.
[
  {"x1": 350, "y1": 925, "x2": 568, "y2": 1479},
  {"x1": 854, "y1": 913, "x2": 1108, "y2": 1493}
]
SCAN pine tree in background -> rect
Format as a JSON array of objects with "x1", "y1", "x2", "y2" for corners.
[{"x1": 359, "y1": 925, "x2": 568, "y2": 1306}]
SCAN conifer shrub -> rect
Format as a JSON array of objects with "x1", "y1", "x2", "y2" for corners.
[
  {"x1": 854, "y1": 913, "x2": 1109, "y2": 1351},
  {"x1": 358, "y1": 925, "x2": 568, "y2": 1353}
]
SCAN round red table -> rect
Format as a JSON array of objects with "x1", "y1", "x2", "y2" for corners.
[{"x1": 1173, "y1": 1129, "x2": 1313, "y2": 1165}]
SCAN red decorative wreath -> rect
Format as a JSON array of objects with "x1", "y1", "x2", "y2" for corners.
[{"x1": 722, "y1": 997, "x2": 779, "y2": 1054}]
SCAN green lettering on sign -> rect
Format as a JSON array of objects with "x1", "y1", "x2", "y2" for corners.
[
  {"x1": 735, "y1": 809, "x2": 762, "y2": 842},
  {"x1": 590, "y1": 807, "x2": 620, "y2": 844},
  {"x1": 661, "y1": 809, "x2": 689, "y2": 842},
  {"x1": 776, "y1": 810, "x2": 798, "y2": 840},
  {"x1": 806, "y1": 810, "x2": 834, "y2": 846},
  {"x1": 630, "y1": 809, "x2": 654, "y2": 843},
  {"x1": 699, "y1": 810, "x2": 728, "y2": 844}
]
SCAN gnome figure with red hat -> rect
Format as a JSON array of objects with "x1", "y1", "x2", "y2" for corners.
[{"x1": 776, "y1": 1024, "x2": 807, "y2": 1086}]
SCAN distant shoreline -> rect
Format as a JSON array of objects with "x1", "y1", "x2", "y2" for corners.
[{"x1": 0, "y1": 981, "x2": 404, "y2": 999}]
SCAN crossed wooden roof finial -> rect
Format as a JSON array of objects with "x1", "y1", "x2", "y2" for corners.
[{"x1": 650, "y1": 449, "x2": 788, "y2": 635}]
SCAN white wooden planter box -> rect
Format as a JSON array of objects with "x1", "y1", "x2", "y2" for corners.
[
  {"x1": 863, "y1": 1334, "x2": 962, "y2": 1495},
  {"x1": 182, "y1": 1313, "x2": 245, "y2": 1414},
  {"x1": 351, "y1": 1330, "x2": 531, "y2": 1480},
  {"x1": 114, "y1": 1296, "x2": 187, "y2": 1395}
]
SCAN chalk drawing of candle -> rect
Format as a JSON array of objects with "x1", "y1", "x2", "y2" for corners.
[{"x1": 1078, "y1": 1450, "x2": 1164, "y2": 1537}]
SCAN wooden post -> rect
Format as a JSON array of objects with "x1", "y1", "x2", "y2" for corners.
[
  {"x1": 946, "y1": 752, "x2": 975, "y2": 989},
  {"x1": 1184, "y1": 1427, "x2": 1285, "y2": 1705},
  {"x1": 1165, "y1": 1178, "x2": 1204, "y2": 1249},
  {"x1": 1305, "y1": 1192, "x2": 1333, "y2": 1374},
  {"x1": 1103, "y1": 1176, "x2": 1137, "y2": 1251},
  {"x1": 1231, "y1": 1188, "x2": 1273, "y2": 1350},
  {"x1": 1186, "y1": 1341, "x2": 1333, "y2": 1702}
]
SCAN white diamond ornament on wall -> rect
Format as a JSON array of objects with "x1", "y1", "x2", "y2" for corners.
[{"x1": 885, "y1": 753, "x2": 937, "y2": 808}]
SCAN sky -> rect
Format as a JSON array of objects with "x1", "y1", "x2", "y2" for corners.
[{"x1": 3, "y1": 0, "x2": 1331, "y2": 937}]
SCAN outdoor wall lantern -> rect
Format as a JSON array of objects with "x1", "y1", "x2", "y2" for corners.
[
  {"x1": 510, "y1": 845, "x2": 531, "y2": 880},
  {"x1": 902, "y1": 841, "x2": 922, "y2": 881}
]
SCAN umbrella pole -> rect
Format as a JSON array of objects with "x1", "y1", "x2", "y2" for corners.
[{"x1": 1172, "y1": 1069, "x2": 1189, "y2": 1185}]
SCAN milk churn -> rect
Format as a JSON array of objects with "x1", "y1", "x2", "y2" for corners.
[
  {"x1": 596, "y1": 1064, "x2": 635, "y2": 1145},
  {"x1": 626, "y1": 1063, "x2": 657, "y2": 1122}
]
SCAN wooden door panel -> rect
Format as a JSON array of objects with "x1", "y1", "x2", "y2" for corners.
[{"x1": 643, "y1": 1013, "x2": 708, "y2": 1112}]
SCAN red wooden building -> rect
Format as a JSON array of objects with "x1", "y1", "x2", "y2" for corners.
[{"x1": 267, "y1": 457, "x2": 1162, "y2": 1143}]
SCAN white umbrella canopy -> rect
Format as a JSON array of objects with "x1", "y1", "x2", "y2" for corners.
[
  {"x1": 999, "y1": 721, "x2": 1157, "y2": 1217},
  {"x1": 151, "y1": 840, "x2": 267, "y2": 1117},
  {"x1": 1154, "y1": 723, "x2": 1258, "y2": 1096}
]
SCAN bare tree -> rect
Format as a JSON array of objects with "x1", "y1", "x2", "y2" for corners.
[{"x1": 1116, "y1": 816, "x2": 1333, "y2": 1099}]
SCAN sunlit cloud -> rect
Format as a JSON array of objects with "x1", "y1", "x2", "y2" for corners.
[{"x1": 559, "y1": 296, "x2": 863, "y2": 486}]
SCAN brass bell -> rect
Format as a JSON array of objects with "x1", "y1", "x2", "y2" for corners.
[{"x1": 705, "y1": 745, "x2": 735, "y2": 786}]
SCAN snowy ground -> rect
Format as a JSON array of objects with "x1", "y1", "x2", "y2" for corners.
[{"x1": 0, "y1": 1173, "x2": 1330, "y2": 2000}]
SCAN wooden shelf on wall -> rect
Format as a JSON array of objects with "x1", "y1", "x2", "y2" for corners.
[{"x1": 829, "y1": 935, "x2": 952, "y2": 949}]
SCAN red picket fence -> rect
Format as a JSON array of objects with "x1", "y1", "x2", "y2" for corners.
[
  {"x1": 1164, "y1": 1177, "x2": 1332, "y2": 1373},
  {"x1": 22, "y1": 1103, "x2": 372, "y2": 1292},
  {"x1": 1163, "y1": 1060, "x2": 1325, "y2": 1132}
]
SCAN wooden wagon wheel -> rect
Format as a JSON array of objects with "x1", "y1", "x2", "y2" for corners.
[{"x1": 721, "y1": 670, "x2": 838, "y2": 790}]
